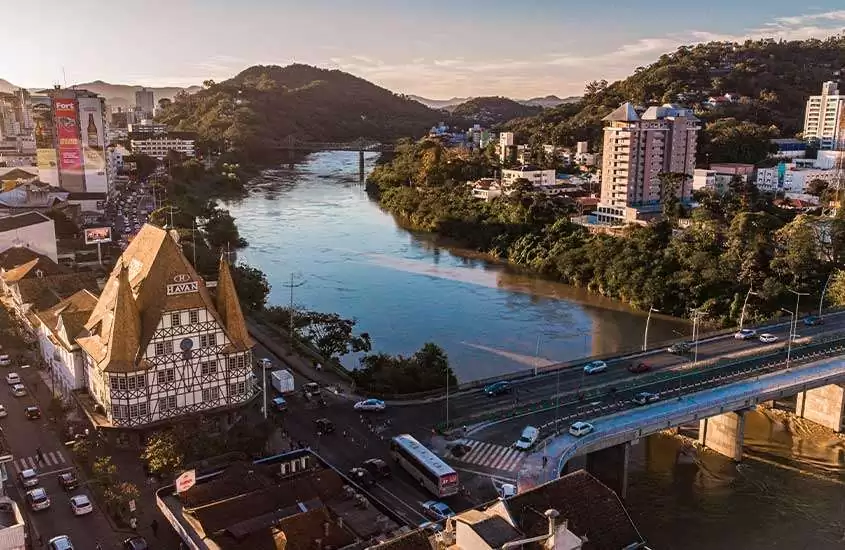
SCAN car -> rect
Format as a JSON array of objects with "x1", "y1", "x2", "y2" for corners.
[
  {"x1": 667, "y1": 342, "x2": 691, "y2": 354},
  {"x1": 354, "y1": 398, "x2": 386, "y2": 412},
  {"x1": 514, "y1": 425, "x2": 540, "y2": 450},
  {"x1": 803, "y1": 316, "x2": 824, "y2": 326},
  {"x1": 734, "y1": 328, "x2": 757, "y2": 340},
  {"x1": 583, "y1": 360, "x2": 607, "y2": 375},
  {"x1": 11, "y1": 384, "x2": 26, "y2": 397},
  {"x1": 0, "y1": 404, "x2": 7, "y2": 418},
  {"x1": 0, "y1": 355, "x2": 10, "y2": 366},
  {"x1": 123, "y1": 536, "x2": 149, "y2": 550},
  {"x1": 362, "y1": 458, "x2": 391, "y2": 479},
  {"x1": 758, "y1": 333, "x2": 779, "y2": 344},
  {"x1": 47, "y1": 536, "x2": 74, "y2": 550},
  {"x1": 69, "y1": 494, "x2": 93, "y2": 516},
  {"x1": 5, "y1": 372, "x2": 20, "y2": 385},
  {"x1": 58, "y1": 470, "x2": 80, "y2": 491},
  {"x1": 421, "y1": 500, "x2": 455, "y2": 521},
  {"x1": 419, "y1": 521, "x2": 444, "y2": 533},
  {"x1": 569, "y1": 421, "x2": 594, "y2": 437},
  {"x1": 24, "y1": 405, "x2": 41, "y2": 419},
  {"x1": 627, "y1": 362, "x2": 651, "y2": 374},
  {"x1": 484, "y1": 381, "x2": 512, "y2": 396},
  {"x1": 315, "y1": 418, "x2": 335, "y2": 434},
  {"x1": 19, "y1": 468, "x2": 38, "y2": 488},
  {"x1": 302, "y1": 382, "x2": 320, "y2": 397},
  {"x1": 348, "y1": 467, "x2": 376, "y2": 487},
  {"x1": 26, "y1": 487, "x2": 50, "y2": 511},
  {"x1": 633, "y1": 391, "x2": 660, "y2": 405},
  {"x1": 271, "y1": 396, "x2": 288, "y2": 412}
]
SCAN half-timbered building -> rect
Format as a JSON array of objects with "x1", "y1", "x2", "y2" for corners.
[{"x1": 76, "y1": 224, "x2": 255, "y2": 428}]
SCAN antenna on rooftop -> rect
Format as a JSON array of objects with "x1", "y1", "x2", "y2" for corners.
[{"x1": 61, "y1": 67, "x2": 67, "y2": 89}]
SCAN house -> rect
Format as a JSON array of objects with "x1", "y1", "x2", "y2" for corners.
[
  {"x1": 34, "y1": 289, "x2": 98, "y2": 396},
  {"x1": 470, "y1": 179, "x2": 503, "y2": 201},
  {"x1": 0, "y1": 180, "x2": 75, "y2": 221},
  {"x1": 75, "y1": 224, "x2": 256, "y2": 431}
]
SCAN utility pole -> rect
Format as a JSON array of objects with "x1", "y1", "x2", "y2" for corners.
[{"x1": 280, "y1": 273, "x2": 306, "y2": 340}]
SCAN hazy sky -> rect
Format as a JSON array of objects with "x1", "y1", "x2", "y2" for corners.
[{"x1": 4, "y1": 1, "x2": 845, "y2": 98}]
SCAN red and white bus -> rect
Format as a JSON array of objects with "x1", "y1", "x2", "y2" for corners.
[{"x1": 390, "y1": 434, "x2": 459, "y2": 497}]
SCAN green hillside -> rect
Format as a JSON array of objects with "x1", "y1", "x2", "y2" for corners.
[{"x1": 450, "y1": 96, "x2": 542, "y2": 125}]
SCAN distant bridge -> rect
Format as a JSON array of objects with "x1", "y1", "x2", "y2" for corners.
[{"x1": 270, "y1": 136, "x2": 396, "y2": 153}]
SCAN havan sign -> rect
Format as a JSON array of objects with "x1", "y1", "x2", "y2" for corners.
[{"x1": 166, "y1": 274, "x2": 198, "y2": 295}]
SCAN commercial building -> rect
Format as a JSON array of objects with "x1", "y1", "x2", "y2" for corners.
[
  {"x1": 755, "y1": 159, "x2": 839, "y2": 194},
  {"x1": 130, "y1": 134, "x2": 196, "y2": 160},
  {"x1": 803, "y1": 81, "x2": 844, "y2": 150},
  {"x1": 600, "y1": 102, "x2": 699, "y2": 210},
  {"x1": 0, "y1": 212, "x2": 58, "y2": 262},
  {"x1": 135, "y1": 87, "x2": 155, "y2": 118},
  {"x1": 76, "y1": 224, "x2": 256, "y2": 430},
  {"x1": 128, "y1": 120, "x2": 168, "y2": 137}
]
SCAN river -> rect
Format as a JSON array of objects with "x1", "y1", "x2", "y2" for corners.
[
  {"x1": 223, "y1": 151, "x2": 687, "y2": 383},
  {"x1": 226, "y1": 151, "x2": 845, "y2": 549}
]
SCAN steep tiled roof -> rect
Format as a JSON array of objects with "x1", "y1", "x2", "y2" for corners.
[
  {"x1": 16, "y1": 272, "x2": 100, "y2": 311},
  {"x1": 1, "y1": 253, "x2": 67, "y2": 282},
  {"x1": 456, "y1": 510, "x2": 522, "y2": 548},
  {"x1": 216, "y1": 254, "x2": 254, "y2": 350},
  {"x1": 34, "y1": 289, "x2": 98, "y2": 348},
  {"x1": 367, "y1": 529, "x2": 432, "y2": 550},
  {"x1": 602, "y1": 102, "x2": 639, "y2": 122},
  {"x1": 501, "y1": 470, "x2": 643, "y2": 550},
  {"x1": 102, "y1": 264, "x2": 142, "y2": 372},
  {"x1": 0, "y1": 247, "x2": 42, "y2": 270}
]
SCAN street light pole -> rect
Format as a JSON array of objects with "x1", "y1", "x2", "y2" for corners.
[
  {"x1": 445, "y1": 370, "x2": 450, "y2": 430},
  {"x1": 692, "y1": 310, "x2": 704, "y2": 366},
  {"x1": 554, "y1": 367, "x2": 560, "y2": 434},
  {"x1": 819, "y1": 272, "x2": 834, "y2": 319},
  {"x1": 788, "y1": 289, "x2": 810, "y2": 343},
  {"x1": 781, "y1": 308, "x2": 795, "y2": 368},
  {"x1": 281, "y1": 273, "x2": 306, "y2": 341},
  {"x1": 534, "y1": 334, "x2": 541, "y2": 376},
  {"x1": 739, "y1": 285, "x2": 758, "y2": 330},
  {"x1": 643, "y1": 306, "x2": 659, "y2": 351}
]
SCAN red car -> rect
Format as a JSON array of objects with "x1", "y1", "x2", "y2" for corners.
[{"x1": 627, "y1": 362, "x2": 651, "y2": 374}]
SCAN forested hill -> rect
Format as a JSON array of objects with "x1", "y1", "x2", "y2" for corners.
[
  {"x1": 450, "y1": 96, "x2": 543, "y2": 125},
  {"x1": 504, "y1": 36, "x2": 845, "y2": 164},
  {"x1": 156, "y1": 64, "x2": 443, "y2": 157}
]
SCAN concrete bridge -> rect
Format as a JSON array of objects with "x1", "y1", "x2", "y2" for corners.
[
  {"x1": 522, "y1": 352, "x2": 845, "y2": 498},
  {"x1": 270, "y1": 136, "x2": 395, "y2": 181}
]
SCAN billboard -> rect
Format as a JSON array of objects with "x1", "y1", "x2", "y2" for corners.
[
  {"x1": 32, "y1": 98, "x2": 59, "y2": 186},
  {"x1": 78, "y1": 97, "x2": 108, "y2": 193},
  {"x1": 54, "y1": 97, "x2": 84, "y2": 192},
  {"x1": 83, "y1": 227, "x2": 112, "y2": 245}
]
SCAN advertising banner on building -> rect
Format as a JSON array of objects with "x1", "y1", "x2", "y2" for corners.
[
  {"x1": 83, "y1": 227, "x2": 112, "y2": 245},
  {"x1": 54, "y1": 97, "x2": 85, "y2": 192},
  {"x1": 78, "y1": 97, "x2": 108, "y2": 193},
  {"x1": 32, "y1": 98, "x2": 59, "y2": 186}
]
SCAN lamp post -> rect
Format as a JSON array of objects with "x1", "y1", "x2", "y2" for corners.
[
  {"x1": 781, "y1": 308, "x2": 795, "y2": 368},
  {"x1": 554, "y1": 367, "x2": 561, "y2": 434},
  {"x1": 445, "y1": 370, "x2": 450, "y2": 430},
  {"x1": 819, "y1": 272, "x2": 834, "y2": 319},
  {"x1": 788, "y1": 288, "x2": 809, "y2": 342},
  {"x1": 642, "y1": 306, "x2": 659, "y2": 351},
  {"x1": 739, "y1": 286, "x2": 758, "y2": 330},
  {"x1": 691, "y1": 309, "x2": 705, "y2": 366},
  {"x1": 533, "y1": 334, "x2": 542, "y2": 376}
]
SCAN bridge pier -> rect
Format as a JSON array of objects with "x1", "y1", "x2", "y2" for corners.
[
  {"x1": 795, "y1": 383, "x2": 845, "y2": 433},
  {"x1": 698, "y1": 411, "x2": 745, "y2": 461},
  {"x1": 359, "y1": 148, "x2": 365, "y2": 182},
  {"x1": 580, "y1": 442, "x2": 631, "y2": 499}
]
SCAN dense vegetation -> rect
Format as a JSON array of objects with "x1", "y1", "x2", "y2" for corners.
[
  {"x1": 505, "y1": 36, "x2": 845, "y2": 164},
  {"x1": 451, "y1": 96, "x2": 542, "y2": 126},
  {"x1": 156, "y1": 64, "x2": 443, "y2": 160},
  {"x1": 368, "y1": 140, "x2": 845, "y2": 325},
  {"x1": 351, "y1": 343, "x2": 457, "y2": 396}
]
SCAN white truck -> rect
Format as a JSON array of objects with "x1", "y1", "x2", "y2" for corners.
[{"x1": 270, "y1": 369, "x2": 295, "y2": 395}]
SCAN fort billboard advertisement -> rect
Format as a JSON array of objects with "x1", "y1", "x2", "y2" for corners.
[
  {"x1": 78, "y1": 97, "x2": 108, "y2": 194},
  {"x1": 54, "y1": 98, "x2": 85, "y2": 192},
  {"x1": 32, "y1": 98, "x2": 59, "y2": 186}
]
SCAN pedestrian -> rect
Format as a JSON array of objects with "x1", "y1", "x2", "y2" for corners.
[
  {"x1": 36, "y1": 447, "x2": 43, "y2": 462},
  {"x1": 95, "y1": 543, "x2": 102, "y2": 550},
  {"x1": 130, "y1": 516, "x2": 138, "y2": 530},
  {"x1": 151, "y1": 518, "x2": 159, "y2": 537},
  {"x1": 542, "y1": 455, "x2": 548, "y2": 467}
]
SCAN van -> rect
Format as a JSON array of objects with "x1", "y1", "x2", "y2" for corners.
[{"x1": 514, "y1": 426, "x2": 539, "y2": 450}]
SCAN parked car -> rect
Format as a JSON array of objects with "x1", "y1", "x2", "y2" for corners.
[
  {"x1": 354, "y1": 399, "x2": 386, "y2": 412},
  {"x1": 569, "y1": 421, "x2": 594, "y2": 437},
  {"x1": 24, "y1": 406, "x2": 41, "y2": 420},
  {"x1": 803, "y1": 316, "x2": 824, "y2": 326},
  {"x1": 47, "y1": 536, "x2": 74, "y2": 550},
  {"x1": 362, "y1": 458, "x2": 391, "y2": 479},
  {"x1": 271, "y1": 396, "x2": 288, "y2": 412},
  {"x1": 734, "y1": 328, "x2": 757, "y2": 340},
  {"x1": 348, "y1": 467, "x2": 376, "y2": 487},
  {"x1": 58, "y1": 470, "x2": 79, "y2": 491},
  {"x1": 5, "y1": 372, "x2": 20, "y2": 385},
  {"x1": 315, "y1": 418, "x2": 335, "y2": 434},
  {"x1": 0, "y1": 355, "x2": 10, "y2": 366},
  {"x1": 627, "y1": 362, "x2": 651, "y2": 374},
  {"x1": 302, "y1": 382, "x2": 320, "y2": 397},
  {"x1": 26, "y1": 487, "x2": 50, "y2": 511},
  {"x1": 11, "y1": 384, "x2": 26, "y2": 397},
  {"x1": 633, "y1": 391, "x2": 660, "y2": 405},
  {"x1": 483, "y1": 381, "x2": 512, "y2": 396},
  {"x1": 583, "y1": 360, "x2": 608, "y2": 375},
  {"x1": 19, "y1": 468, "x2": 38, "y2": 488},
  {"x1": 123, "y1": 536, "x2": 149, "y2": 550},
  {"x1": 0, "y1": 404, "x2": 7, "y2": 418},
  {"x1": 421, "y1": 500, "x2": 455, "y2": 521},
  {"x1": 514, "y1": 426, "x2": 539, "y2": 450},
  {"x1": 667, "y1": 342, "x2": 691, "y2": 354},
  {"x1": 758, "y1": 333, "x2": 779, "y2": 344},
  {"x1": 69, "y1": 494, "x2": 93, "y2": 516}
]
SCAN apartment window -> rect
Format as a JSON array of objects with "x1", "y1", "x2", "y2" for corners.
[
  {"x1": 237, "y1": 355, "x2": 246, "y2": 369},
  {"x1": 157, "y1": 368, "x2": 175, "y2": 385},
  {"x1": 159, "y1": 395, "x2": 177, "y2": 412},
  {"x1": 202, "y1": 387, "x2": 220, "y2": 402},
  {"x1": 201, "y1": 360, "x2": 218, "y2": 376},
  {"x1": 227, "y1": 356, "x2": 236, "y2": 370},
  {"x1": 112, "y1": 404, "x2": 127, "y2": 419},
  {"x1": 155, "y1": 340, "x2": 174, "y2": 356},
  {"x1": 199, "y1": 333, "x2": 218, "y2": 348},
  {"x1": 129, "y1": 403, "x2": 148, "y2": 418},
  {"x1": 189, "y1": 310, "x2": 200, "y2": 324},
  {"x1": 126, "y1": 374, "x2": 145, "y2": 391},
  {"x1": 171, "y1": 312, "x2": 181, "y2": 327},
  {"x1": 110, "y1": 375, "x2": 127, "y2": 390},
  {"x1": 229, "y1": 381, "x2": 247, "y2": 396}
]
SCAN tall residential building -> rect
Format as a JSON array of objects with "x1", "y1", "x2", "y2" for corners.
[
  {"x1": 599, "y1": 102, "x2": 699, "y2": 211},
  {"x1": 135, "y1": 87, "x2": 155, "y2": 117},
  {"x1": 803, "y1": 81, "x2": 845, "y2": 150},
  {"x1": 499, "y1": 131, "x2": 515, "y2": 163}
]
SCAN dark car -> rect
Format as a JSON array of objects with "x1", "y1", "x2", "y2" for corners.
[
  {"x1": 348, "y1": 467, "x2": 375, "y2": 487},
  {"x1": 123, "y1": 536, "x2": 149, "y2": 550},
  {"x1": 24, "y1": 406, "x2": 41, "y2": 420},
  {"x1": 58, "y1": 470, "x2": 79, "y2": 491},
  {"x1": 803, "y1": 316, "x2": 824, "y2": 327},
  {"x1": 627, "y1": 362, "x2": 651, "y2": 374},
  {"x1": 667, "y1": 342, "x2": 691, "y2": 355},
  {"x1": 362, "y1": 458, "x2": 391, "y2": 479},
  {"x1": 302, "y1": 382, "x2": 321, "y2": 397},
  {"x1": 633, "y1": 391, "x2": 660, "y2": 405},
  {"x1": 483, "y1": 381, "x2": 512, "y2": 396},
  {"x1": 315, "y1": 418, "x2": 335, "y2": 435}
]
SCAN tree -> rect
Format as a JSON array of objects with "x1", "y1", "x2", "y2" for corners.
[
  {"x1": 204, "y1": 208, "x2": 247, "y2": 249},
  {"x1": 232, "y1": 264, "x2": 270, "y2": 310},
  {"x1": 806, "y1": 178, "x2": 829, "y2": 197},
  {"x1": 104, "y1": 482, "x2": 140, "y2": 521},
  {"x1": 91, "y1": 456, "x2": 117, "y2": 489},
  {"x1": 827, "y1": 269, "x2": 845, "y2": 307},
  {"x1": 265, "y1": 307, "x2": 372, "y2": 358},
  {"x1": 127, "y1": 153, "x2": 157, "y2": 181},
  {"x1": 657, "y1": 172, "x2": 689, "y2": 221},
  {"x1": 141, "y1": 431, "x2": 184, "y2": 477},
  {"x1": 699, "y1": 118, "x2": 778, "y2": 164}
]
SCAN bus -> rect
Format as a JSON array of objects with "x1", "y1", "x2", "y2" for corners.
[{"x1": 390, "y1": 434, "x2": 459, "y2": 497}]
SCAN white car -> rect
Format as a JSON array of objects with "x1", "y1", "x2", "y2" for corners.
[
  {"x1": 583, "y1": 360, "x2": 607, "y2": 375},
  {"x1": 5, "y1": 372, "x2": 20, "y2": 385},
  {"x1": 0, "y1": 355, "x2": 10, "y2": 366},
  {"x1": 758, "y1": 333, "x2": 779, "y2": 344},
  {"x1": 569, "y1": 421, "x2": 594, "y2": 437},
  {"x1": 421, "y1": 500, "x2": 455, "y2": 520},
  {"x1": 11, "y1": 384, "x2": 26, "y2": 397},
  {"x1": 0, "y1": 404, "x2": 7, "y2": 418},
  {"x1": 514, "y1": 426, "x2": 539, "y2": 450},
  {"x1": 69, "y1": 494, "x2": 93, "y2": 516},
  {"x1": 26, "y1": 487, "x2": 50, "y2": 511},
  {"x1": 19, "y1": 468, "x2": 38, "y2": 488},
  {"x1": 354, "y1": 399, "x2": 386, "y2": 412},
  {"x1": 734, "y1": 328, "x2": 757, "y2": 340}
]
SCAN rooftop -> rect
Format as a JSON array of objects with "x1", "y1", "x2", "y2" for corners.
[
  {"x1": 0, "y1": 248, "x2": 66, "y2": 280},
  {"x1": 0, "y1": 211, "x2": 52, "y2": 233}
]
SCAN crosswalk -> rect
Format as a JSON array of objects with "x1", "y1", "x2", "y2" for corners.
[
  {"x1": 448, "y1": 438, "x2": 525, "y2": 473},
  {"x1": 12, "y1": 450, "x2": 67, "y2": 473}
]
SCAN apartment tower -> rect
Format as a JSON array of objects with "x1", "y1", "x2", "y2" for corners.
[{"x1": 803, "y1": 81, "x2": 845, "y2": 150}]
